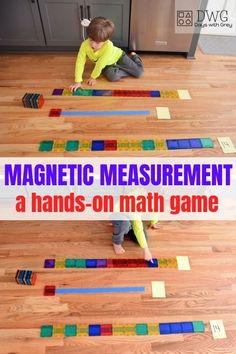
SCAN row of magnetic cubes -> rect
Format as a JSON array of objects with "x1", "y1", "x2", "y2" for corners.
[
  {"x1": 15, "y1": 269, "x2": 37, "y2": 285},
  {"x1": 22, "y1": 93, "x2": 44, "y2": 108},
  {"x1": 40, "y1": 321, "x2": 205, "y2": 337},
  {"x1": 39, "y1": 138, "x2": 214, "y2": 152},
  {"x1": 44, "y1": 258, "x2": 178, "y2": 268},
  {"x1": 52, "y1": 88, "x2": 180, "y2": 98}
]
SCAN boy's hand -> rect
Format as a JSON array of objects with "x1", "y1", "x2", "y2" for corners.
[
  {"x1": 87, "y1": 78, "x2": 96, "y2": 86},
  {"x1": 69, "y1": 82, "x2": 83, "y2": 92},
  {"x1": 144, "y1": 247, "x2": 153, "y2": 262},
  {"x1": 147, "y1": 222, "x2": 160, "y2": 230}
]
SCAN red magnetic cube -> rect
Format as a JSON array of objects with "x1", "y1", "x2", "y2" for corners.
[
  {"x1": 49, "y1": 108, "x2": 62, "y2": 117},
  {"x1": 104, "y1": 140, "x2": 117, "y2": 151},
  {"x1": 44, "y1": 285, "x2": 56, "y2": 296},
  {"x1": 101, "y1": 324, "x2": 112, "y2": 336},
  {"x1": 30, "y1": 272, "x2": 37, "y2": 285},
  {"x1": 107, "y1": 259, "x2": 114, "y2": 268},
  {"x1": 37, "y1": 95, "x2": 45, "y2": 108}
]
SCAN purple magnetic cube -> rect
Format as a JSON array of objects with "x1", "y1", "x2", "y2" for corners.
[
  {"x1": 44, "y1": 259, "x2": 55, "y2": 268},
  {"x1": 52, "y1": 88, "x2": 63, "y2": 96},
  {"x1": 97, "y1": 259, "x2": 107, "y2": 268}
]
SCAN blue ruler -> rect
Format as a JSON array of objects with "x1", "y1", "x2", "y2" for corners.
[
  {"x1": 56, "y1": 286, "x2": 145, "y2": 294},
  {"x1": 61, "y1": 110, "x2": 150, "y2": 116}
]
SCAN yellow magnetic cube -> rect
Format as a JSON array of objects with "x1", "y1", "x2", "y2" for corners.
[
  {"x1": 155, "y1": 139, "x2": 167, "y2": 150},
  {"x1": 77, "y1": 324, "x2": 88, "y2": 336},
  {"x1": 52, "y1": 140, "x2": 66, "y2": 152},
  {"x1": 160, "y1": 90, "x2": 179, "y2": 99},
  {"x1": 158, "y1": 258, "x2": 169, "y2": 268},
  {"x1": 148, "y1": 323, "x2": 160, "y2": 335},
  {"x1": 53, "y1": 324, "x2": 65, "y2": 337},
  {"x1": 79, "y1": 140, "x2": 92, "y2": 151},
  {"x1": 128, "y1": 140, "x2": 142, "y2": 151},
  {"x1": 113, "y1": 324, "x2": 125, "y2": 336},
  {"x1": 62, "y1": 89, "x2": 72, "y2": 96},
  {"x1": 123, "y1": 324, "x2": 136, "y2": 336},
  {"x1": 55, "y1": 258, "x2": 65, "y2": 269},
  {"x1": 167, "y1": 258, "x2": 178, "y2": 268},
  {"x1": 117, "y1": 140, "x2": 130, "y2": 151}
]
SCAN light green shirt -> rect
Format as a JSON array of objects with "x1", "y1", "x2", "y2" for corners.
[{"x1": 75, "y1": 39, "x2": 123, "y2": 82}]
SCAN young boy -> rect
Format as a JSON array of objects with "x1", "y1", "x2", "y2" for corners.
[
  {"x1": 70, "y1": 17, "x2": 143, "y2": 91},
  {"x1": 112, "y1": 217, "x2": 159, "y2": 262}
]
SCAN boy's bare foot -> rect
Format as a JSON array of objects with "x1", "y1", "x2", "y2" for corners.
[
  {"x1": 113, "y1": 244, "x2": 126, "y2": 255},
  {"x1": 130, "y1": 51, "x2": 137, "y2": 56}
]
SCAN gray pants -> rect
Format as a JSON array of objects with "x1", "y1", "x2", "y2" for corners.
[
  {"x1": 112, "y1": 219, "x2": 148, "y2": 245},
  {"x1": 102, "y1": 53, "x2": 144, "y2": 82}
]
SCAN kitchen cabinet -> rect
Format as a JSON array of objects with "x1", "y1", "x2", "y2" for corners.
[
  {"x1": 0, "y1": 0, "x2": 45, "y2": 46},
  {"x1": 38, "y1": 0, "x2": 130, "y2": 47}
]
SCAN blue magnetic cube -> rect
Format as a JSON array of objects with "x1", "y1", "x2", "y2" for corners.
[
  {"x1": 147, "y1": 258, "x2": 158, "y2": 268},
  {"x1": 89, "y1": 324, "x2": 101, "y2": 336},
  {"x1": 91, "y1": 140, "x2": 104, "y2": 151},
  {"x1": 177, "y1": 139, "x2": 191, "y2": 149},
  {"x1": 92, "y1": 89, "x2": 112, "y2": 96},
  {"x1": 189, "y1": 138, "x2": 202, "y2": 148},
  {"x1": 86, "y1": 259, "x2": 97, "y2": 268},
  {"x1": 166, "y1": 140, "x2": 179, "y2": 150},
  {"x1": 150, "y1": 90, "x2": 160, "y2": 97},
  {"x1": 181, "y1": 322, "x2": 194, "y2": 333},
  {"x1": 159, "y1": 323, "x2": 171, "y2": 335},
  {"x1": 170, "y1": 323, "x2": 182, "y2": 334}
]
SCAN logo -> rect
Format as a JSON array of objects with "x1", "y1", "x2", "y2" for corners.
[{"x1": 177, "y1": 10, "x2": 193, "y2": 26}]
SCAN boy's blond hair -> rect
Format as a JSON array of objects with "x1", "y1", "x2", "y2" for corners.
[{"x1": 87, "y1": 17, "x2": 114, "y2": 42}]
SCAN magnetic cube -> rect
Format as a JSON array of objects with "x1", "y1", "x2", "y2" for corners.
[
  {"x1": 107, "y1": 259, "x2": 114, "y2": 268},
  {"x1": 159, "y1": 323, "x2": 171, "y2": 335},
  {"x1": 147, "y1": 258, "x2": 158, "y2": 268},
  {"x1": 148, "y1": 323, "x2": 159, "y2": 335},
  {"x1": 55, "y1": 258, "x2": 65, "y2": 268},
  {"x1": 44, "y1": 259, "x2": 55, "y2": 268},
  {"x1": 65, "y1": 259, "x2": 77, "y2": 268},
  {"x1": 91, "y1": 140, "x2": 105, "y2": 151},
  {"x1": 170, "y1": 323, "x2": 182, "y2": 334},
  {"x1": 128, "y1": 140, "x2": 142, "y2": 151},
  {"x1": 40, "y1": 325, "x2": 53, "y2": 337},
  {"x1": 65, "y1": 324, "x2": 77, "y2": 336},
  {"x1": 89, "y1": 324, "x2": 101, "y2": 336},
  {"x1": 200, "y1": 138, "x2": 214, "y2": 148},
  {"x1": 192, "y1": 321, "x2": 205, "y2": 333},
  {"x1": 100, "y1": 324, "x2": 113, "y2": 336},
  {"x1": 97, "y1": 259, "x2": 107, "y2": 268},
  {"x1": 181, "y1": 322, "x2": 194, "y2": 333},
  {"x1": 62, "y1": 89, "x2": 72, "y2": 96},
  {"x1": 79, "y1": 140, "x2": 91, "y2": 151},
  {"x1": 136, "y1": 259, "x2": 148, "y2": 268},
  {"x1": 112, "y1": 324, "x2": 125, "y2": 336},
  {"x1": 72, "y1": 89, "x2": 92, "y2": 96},
  {"x1": 52, "y1": 140, "x2": 66, "y2": 152},
  {"x1": 117, "y1": 140, "x2": 130, "y2": 151},
  {"x1": 142, "y1": 140, "x2": 155, "y2": 150},
  {"x1": 160, "y1": 90, "x2": 179, "y2": 98},
  {"x1": 65, "y1": 140, "x2": 79, "y2": 151},
  {"x1": 53, "y1": 325, "x2": 65, "y2": 337},
  {"x1": 150, "y1": 91, "x2": 161, "y2": 97},
  {"x1": 166, "y1": 140, "x2": 179, "y2": 150},
  {"x1": 75, "y1": 259, "x2": 86, "y2": 268},
  {"x1": 44, "y1": 285, "x2": 56, "y2": 296},
  {"x1": 155, "y1": 139, "x2": 167, "y2": 150},
  {"x1": 92, "y1": 90, "x2": 112, "y2": 96},
  {"x1": 77, "y1": 324, "x2": 88, "y2": 336},
  {"x1": 39, "y1": 141, "x2": 54, "y2": 152},
  {"x1": 136, "y1": 323, "x2": 148, "y2": 335},
  {"x1": 158, "y1": 258, "x2": 169, "y2": 268},
  {"x1": 165, "y1": 258, "x2": 178, "y2": 268},
  {"x1": 52, "y1": 88, "x2": 63, "y2": 96},
  {"x1": 123, "y1": 324, "x2": 136, "y2": 336},
  {"x1": 86, "y1": 259, "x2": 97, "y2": 268},
  {"x1": 104, "y1": 140, "x2": 117, "y2": 151},
  {"x1": 189, "y1": 138, "x2": 202, "y2": 148},
  {"x1": 113, "y1": 259, "x2": 128, "y2": 268},
  {"x1": 49, "y1": 108, "x2": 62, "y2": 117},
  {"x1": 177, "y1": 139, "x2": 191, "y2": 149}
]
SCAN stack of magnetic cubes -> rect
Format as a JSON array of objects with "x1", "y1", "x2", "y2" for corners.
[
  {"x1": 22, "y1": 93, "x2": 44, "y2": 108},
  {"x1": 15, "y1": 270, "x2": 37, "y2": 285},
  {"x1": 40, "y1": 321, "x2": 205, "y2": 337}
]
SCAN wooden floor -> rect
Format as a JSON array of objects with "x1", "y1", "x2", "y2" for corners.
[{"x1": 0, "y1": 49, "x2": 236, "y2": 354}]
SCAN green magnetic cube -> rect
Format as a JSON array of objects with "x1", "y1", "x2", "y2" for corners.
[
  {"x1": 40, "y1": 325, "x2": 53, "y2": 337},
  {"x1": 200, "y1": 138, "x2": 214, "y2": 148},
  {"x1": 75, "y1": 259, "x2": 86, "y2": 268},
  {"x1": 65, "y1": 324, "x2": 77, "y2": 336},
  {"x1": 39, "y1": 141, "x2": 54, "y2": 152},
  {"x1": 65, "y1": 259, "x2": 77, "y2": 268},
  {"x1": 72, "y1": 89, "x2": 92, "y2": 96},
  {"x1": 136, "y1": 323, "x2": 148, "y2": 335},
  {"x1": 192, "y1": 321, "x2": 205, "y2": 333},
  {"x1": 142, "y1": 140, "x2": 155, "y2": 150},
  {"x1": 66, "y1": 140, "x2": 79, "y2": 151}
]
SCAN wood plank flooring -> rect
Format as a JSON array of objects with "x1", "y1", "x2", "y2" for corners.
[{"x1": 0, "y1": 49, "x2": 236, "y2": 353}]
